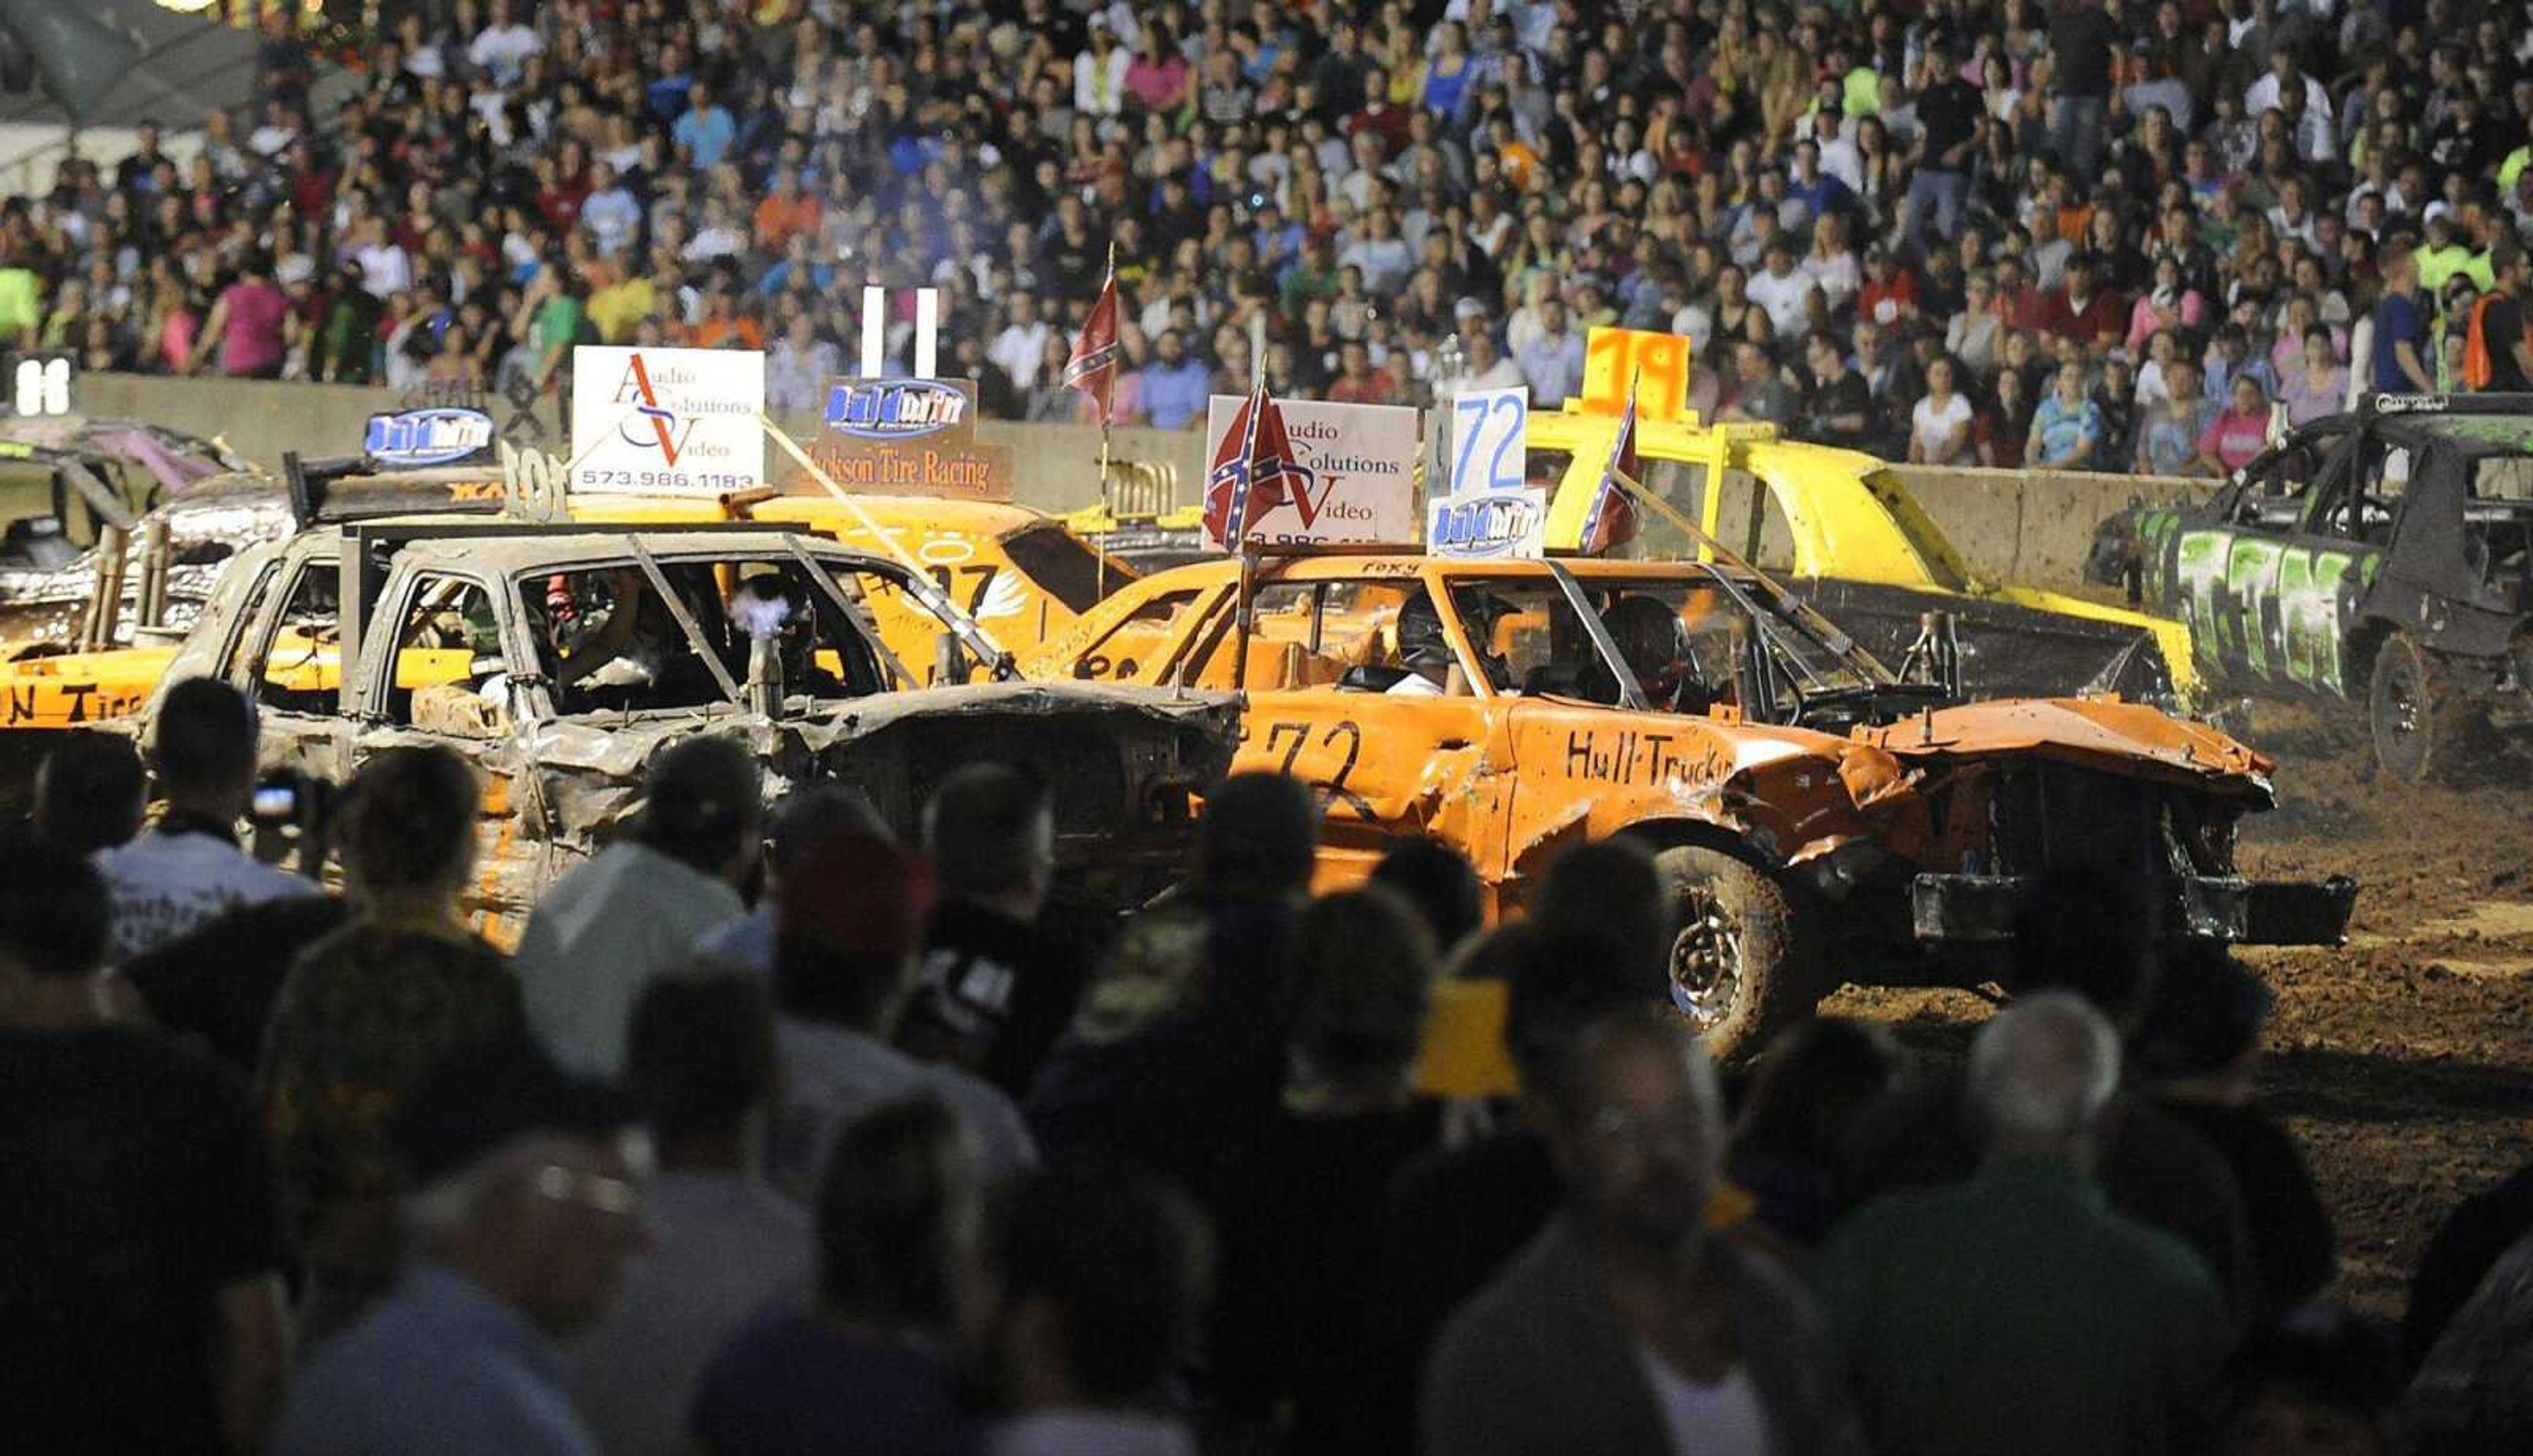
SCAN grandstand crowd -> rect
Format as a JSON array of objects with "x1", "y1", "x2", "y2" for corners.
[{"x1": 7, "y1": 0, "x2": 2533, "y2": 470}]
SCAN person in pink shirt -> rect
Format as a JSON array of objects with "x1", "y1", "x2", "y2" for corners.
[
  {"x1": 146, "y1": 276, "x2": 201, "y2": 375},
  {"x1": 185, "y1": 252, "x2": 292, "y2": 379},
  {"x1": 2197, "y1": 374, "x2": 2275, "y2": 477},
  {"x1": 2125, "y1": 255, "x2": 2205, "y2": 355}
]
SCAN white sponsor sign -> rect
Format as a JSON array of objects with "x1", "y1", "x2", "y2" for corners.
[
  {"x1": 570, "y1": 346, "x2": 765, "y2": 495},
  {"x1": 1429, "y1": 386, "x2": 1546, "y2": 559},
  {"x1": 1201, "y1": 394, "x2": 1419, "y2": 546}
]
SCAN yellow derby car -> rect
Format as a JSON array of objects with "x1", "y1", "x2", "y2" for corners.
[{"x1": 1522, "y1": 408, "x2": 2205, "y2": 711}]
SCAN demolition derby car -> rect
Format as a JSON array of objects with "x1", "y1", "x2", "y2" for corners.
[
  {"x1": 0, "y1": 452, "x2": 1135, "y2": 800},
  {"x1": 2090, "y1": 393, "x2": 2533, "y2": 782},
  {"x1": 1027, "y1": 551, "x2": 2356, "y2": 1058},
  {"x1": 1062, "y1": 403, "x2": 2197, "y2": 708},
  {"x1": 129, "y1": 521, "x2": 1235, "y2": 942}
]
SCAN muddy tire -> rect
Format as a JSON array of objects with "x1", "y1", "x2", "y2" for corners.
[
  {"x1": 1653, "y1": 845, "x2": 1820, "y2": 1064},
  {"x1": 2369, "y1": 632, "x2": 2483, "y2": 785}
]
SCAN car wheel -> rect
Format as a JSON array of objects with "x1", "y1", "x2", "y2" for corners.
[
  {"x1": 2369, "y1": 631, "x2": 2481, "y2": 785},
  {"x1": 1653, "y1": 845, "x2": 1820, "y2": 1064}
]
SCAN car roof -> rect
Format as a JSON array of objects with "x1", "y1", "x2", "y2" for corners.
[
  {"x1": 342, "y1": 525, "x2": 896, "y2": 578},
  {"x1": 1250, "y1": 553, "x2": 1763, "y2": 586},
  {"x1": 2380, "y1": 413, "x2": 2533, "y2": 456}
]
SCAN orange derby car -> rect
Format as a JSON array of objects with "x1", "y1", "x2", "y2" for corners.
[{"x1": 1024, "y1": 552, "x2": 2355, "y2": 1057}]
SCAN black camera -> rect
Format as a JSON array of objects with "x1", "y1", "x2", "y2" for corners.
[{"x1": 247, "y1": 768, "x2": 338, "y2": 879}]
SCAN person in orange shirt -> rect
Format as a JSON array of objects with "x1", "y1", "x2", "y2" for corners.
[
  {"x1": 688, "y1": 285, "x2": 766, "y2": 349},
  {"x1": 751, "y1": 167, "x2": 823, "y2": 255}
]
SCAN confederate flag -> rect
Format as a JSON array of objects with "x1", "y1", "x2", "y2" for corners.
[
  {"x1": 1203, "y1": 382, "x2": 1316, "y2": 547},
  {"x1": 1062, "y1": 272, "x2": 1121, "y2": 425},
  {"x1": 1579, "y1": 387, "x2": 1642, "y2": 557}
]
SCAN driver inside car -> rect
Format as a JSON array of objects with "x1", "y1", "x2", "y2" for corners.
[
  {"x1": 552, "y1": 568, "x2": 672, "y2": 692},
  {"x1": 1389, "y1": 590, "x2": 1511, "y2": 696},
  {"x1": 1601, "y1": 594, "x2": 1721, "y2": 713},
  {"x1": 726, "y1": 572, "x2": 849, "y2": 697}
]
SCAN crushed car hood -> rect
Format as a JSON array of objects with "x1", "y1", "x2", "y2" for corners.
[{"x1": 1856, "y1": 696, "x2": 2274, "y2": 798}]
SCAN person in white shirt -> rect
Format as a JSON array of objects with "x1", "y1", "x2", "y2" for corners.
[
  {"x1": 1908, "y1": 356, "x2": 1978, "y2": 466},
  {"x1": 247, "y1": 100, "x2": 299, "y2": 160},
  {"x1": 2243, "y1": 52, "x2": 2332, "y2": 128},
  {"x1": 1459, "y1": 324, "x2": 1527, "y2": 391},
  {"x1": 680, "y1": 198, "x2": 748, "y2": 263},
  {"x1": 1074, "y1": 19, "x2": 1129, "y2": 118},
  {"x1": 350, "y1": 216, "x2": 414, "y2": 299},
  {"x1": 579, "y1": 163, "x2": 642, "y2": 258},
  {"x1": 1747, "y1": 239, "x2": 1821, "y2": 340},
  {"x1": 517, "y1": 736, "x2": 760, "y2": 1079},
  {"x1": 465, "y1": 0, "x2": 544, "y2": 86},
  {"x1": 92, "y1": 679, "x2": 319, "y2": 965},
  {"x1": 989, "y1": 292, "x2": 1055, "y2": 390}
]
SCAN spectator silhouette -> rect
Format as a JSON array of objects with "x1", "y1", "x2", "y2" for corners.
[
  {"x1": 270, "y1": 1036, "x2": 650, "y2": 1456},
  {"x1": 569, "y1": 973, "x2": 810, "y2": 1456},
  {"x1": 0, "y1": 836, "x2": 290, "y2": 1454},
  {"x1": 1814, "y1": 992, "x2": 2230, "y2": 1456},
  {"x1": 770, "y1": 830, "x2": 1036, "y2": 1196},
  {"x1": 689, "y1": 1095, "x2": 976, "y2": 1456},
  {"x1": 1423, "y1": 1004, "x2": 1865, "y2": 1456},
  {"x1": 691, "y1": 782, "x2": 889, "y2": 978},
  {"x1": 1024, "y1": 772, "x2": 1317, "y2": 1215},
  {"x1": 972, "y1": 1164, "x2": 1213, "y2": 1456},
  {"x1": 94, "y1": 678, "x2": 319, "y2": 963},
  {"x1": 518, "y1": 735, "x2": 759, "y2": 1077},
  {"x1": 258, "y1": 746, "x2": 525, "y2": 1345},
  {"x1": 1213, "y1": 886, "x2": 1441, "y2": 1451},
  {"x1": 897, "y1": 764, "x2": 1094, "y2": 1099}
]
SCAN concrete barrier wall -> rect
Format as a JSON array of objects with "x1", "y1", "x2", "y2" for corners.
[
  {"x1": 73, "y1": 373, "x2": 2209, "y2": 593},
  {"x1": 1894, "y1": 465, "x2": 2216, "y2": 591}
]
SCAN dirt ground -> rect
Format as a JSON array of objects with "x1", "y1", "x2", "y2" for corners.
[{"x1": 1825, "y1": 701, "x2": 2533, "y2": 1320}]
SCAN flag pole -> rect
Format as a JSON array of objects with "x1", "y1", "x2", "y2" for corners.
[{"x1": 1094, "y1": 240, "x2": 1117, "y2": 601}]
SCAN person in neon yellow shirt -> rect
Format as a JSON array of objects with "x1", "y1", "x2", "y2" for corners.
[
  {"x1": 2416, "y1": 216, "x2": 2478, "y2": 293},
  {"x1": 1843, "y1": 65, "x2": 1881, "y2": 117},
  {"x1": 0, "y1": 260, "x2": 40, "y2": 349}
]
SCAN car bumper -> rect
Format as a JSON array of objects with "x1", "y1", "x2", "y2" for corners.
[{"x1": 1910, "y1": 872, "x2": 2359, "y2": 946}]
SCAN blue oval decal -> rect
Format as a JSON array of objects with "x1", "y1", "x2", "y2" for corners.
[
  {"x1": 823, "y1": 379, "x2": 970, "y2": 440},
  {"x1": 1428, "y1": 489, "x2": 1546, "y2": 559},
  {"x1": 365, "y1": 408, "x2": 496, "y2": 467}
]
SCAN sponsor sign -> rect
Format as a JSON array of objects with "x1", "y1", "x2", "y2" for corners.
[
  {"x1": 1201, "y1": 394, "x2": 1418, "y2": 546},
  {"x1": 570, "y1": 346, "x2": 765, "y2": 495},
  {"x1": 823, "y1": 377, "x2": 974, "y2": 442},
  {"x1": 789, "y1": 376, "x2": 1013, "y2": 501},
  {"x1": 364, "y1": 407, "x2": 496, "y2": 468},
  {"x1": 1427, "y1": 487, "x2": 1549, "y2": 559}
]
